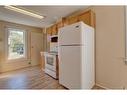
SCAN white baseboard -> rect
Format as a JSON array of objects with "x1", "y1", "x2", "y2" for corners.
[{"x1": 95, "y1": 83, "x2": 109, "y2": 89}]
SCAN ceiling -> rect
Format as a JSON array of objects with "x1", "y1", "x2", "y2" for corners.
[{"x1": 0, "y1": 6, "x2": 88, "y2": 28}]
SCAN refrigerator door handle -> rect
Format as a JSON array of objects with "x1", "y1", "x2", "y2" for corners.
[{"x1": 60, "y1": 44, "x2": 83, "y2": 46}]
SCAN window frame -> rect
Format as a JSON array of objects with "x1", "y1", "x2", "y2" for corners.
[{"x1": 5, "y1": 27, "x2": 28, "y2": 63}]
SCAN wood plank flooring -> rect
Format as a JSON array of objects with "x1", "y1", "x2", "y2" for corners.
[
  {"x1": 0, "y1": 66, "x2": 65, "y2": 89},
  {"x1": 0, "y1": 66, "x2": 103, "y2": 89}
]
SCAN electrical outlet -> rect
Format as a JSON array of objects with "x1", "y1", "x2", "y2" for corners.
[
  {"x1": 28, "y1": 62, "x2": 31, "y2": 64},
  {"x1": 123, "y1": 86, "x2": 126, "y2": 90}
]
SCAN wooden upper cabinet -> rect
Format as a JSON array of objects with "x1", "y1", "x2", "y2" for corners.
[
  {"x1": 78, "y1": 11, "x2": 90, "y2": 25},
  {"x1": 46, "y1": 10, "x2": 95, "y2": 36},
  {"x1": 65, "y1": 10, "x2": 95, "y2": 28},
  {"x1": 62, "y1": 17, "x2": 68, "y2": 26},
  {"x1": 51, "y1": 24, "x2": 57, "y2": 35},
  {"x1": 67, "y1": 16, "x2": 79, "y2": 25},
  {"x1": 46, "y1": 27, "x2": 52, "y2": 35},
  {"x1": 57, "y1": 21, "x2": 63, "y2": 29},
  {"x1": 78, "y1": 10, "x2": 95, "y2": 28},
  {"x1": 56, "y1": 19, "x2": 64, "y2": 34},
  {"x1": 46, "y1": 24, "x2": 57, "y2": 35},
  {"x1": 56, "y1": 18, "x2": 67, "y2": 34},
  {"x1": 90, "y1": 10, "x2": 96, "y2": 28}
]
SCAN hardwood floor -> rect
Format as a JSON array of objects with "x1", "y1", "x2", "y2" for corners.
[
  {"x1": 0, "y1": 66, "x2": 103, "y2": 89},
  {"x1": 0, "y1": 66, "x2": 65, "y2": 89}
]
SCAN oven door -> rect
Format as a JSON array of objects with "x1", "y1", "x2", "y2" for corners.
[{"x1": 44, "y1": 53, "x2": 56, "y2": 71}]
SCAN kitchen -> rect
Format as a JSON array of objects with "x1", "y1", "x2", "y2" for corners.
[{"x1": 0, "y1": 6, "x2": 126, "y2": 89}]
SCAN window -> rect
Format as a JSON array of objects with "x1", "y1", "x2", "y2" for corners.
[{"x1": 6, "y1": 28, "x2": 27, "y2": 60}]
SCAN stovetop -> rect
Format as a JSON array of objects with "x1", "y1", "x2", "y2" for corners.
[
  {"x1": 44, "y1": 51, "x2": 58, "y2": 55},
  {"x1": 49, "y1": 51, "x2": 58, "y2": 55}
]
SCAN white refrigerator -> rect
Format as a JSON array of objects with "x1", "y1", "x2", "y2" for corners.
[{"x1": 58, "y1": 21, "x2": 95, "y2": 89}]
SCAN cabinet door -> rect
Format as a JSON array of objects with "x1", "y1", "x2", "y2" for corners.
[
  {"x1": 56, "y1": 20, "x2": 63, "y2": 34},
  {"x1": 78, "y1": 10, "x2": 95, "y2": 28},
  {"x1": 90, "y1": 11, "x2": 96, "y2": 28},
  {"x1": 67, "y1": 16, "x2": 79, "y2": 25},
  {"x1": 56, "y1": 18, "x2": 69, "y2": 34},
  {"x1": 62, "y1": 17, "x2": 69, "y2": 26},
  {"x1": 46, "y1": 27, "x2": 52, "y2": 35},
  {"x1": 78, "y1": 11, "x2": 91, "y2": 26},
  {"x1": 57, "y1": 20, "x2": 63, "y2": 29},
  {"x1": 51, "y1": 24, "x2": 57, "y2": 35}
]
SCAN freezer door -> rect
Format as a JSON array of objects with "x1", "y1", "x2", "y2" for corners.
[
  {"x1": 58, "y1": 22, "x2": 82, "y2": 45},
  {"x1": 58, "y1": 46, "x2": 82, "y2": 89}
]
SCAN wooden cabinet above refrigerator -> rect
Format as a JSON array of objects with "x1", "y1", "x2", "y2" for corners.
[{"x1": 46, "y1": 9, "x2": 95, "y2": 35}]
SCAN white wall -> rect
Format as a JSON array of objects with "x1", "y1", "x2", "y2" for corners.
[{"x1": 92, "y1": 6, "x2": 126, "y2": 89}]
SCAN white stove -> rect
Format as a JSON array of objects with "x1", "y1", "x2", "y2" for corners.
[
  {"x1": 44, "y1": 42, "x2": 58, "y2": 79},
  {"x1": 44, "y1": 52, "x2": 58, "y2": 79}
]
